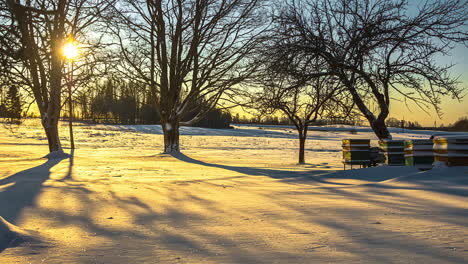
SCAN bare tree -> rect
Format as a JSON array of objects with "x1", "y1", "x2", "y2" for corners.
[
  {"x1": 0, "y1": 0, "x2": 111, "y2": 156},
  {"x1": 248, "y1": 55, "x2": 354, "y2": 164},
  {"x1": 271, "y1": 0, "x2": 468, "y2": 140},
  {"x1": 105, "y1": 0, "x2": 265, "y2": 153}
]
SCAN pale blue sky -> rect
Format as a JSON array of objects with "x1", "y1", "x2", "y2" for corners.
[{"x1": 389, "y1": 0, "x2": 468, "y2": 126}]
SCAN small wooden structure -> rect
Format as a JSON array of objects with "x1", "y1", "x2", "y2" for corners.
[
  {"x1": 404, "y1": 139, "x2": 434, "y2": 170},
  {"x1": 433, "y1": 136, "x2": 468, "y2": 166},
  {"x1": 379, "y1": 140, "x2": 405, "y2": 166},
  {"x1": 342, "y1": 139, "x2": 371, "y2": 169}
]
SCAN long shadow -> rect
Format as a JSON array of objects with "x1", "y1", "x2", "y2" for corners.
[
  {"x1": 364, "y1": 181, "x2": 468, "y2": 198},
  {"x1": 171, "y1": 152, "x2": 339, "y2": 183},
  {"x1": 173, "y1": 152, "x2": 468, "y2": 198},
  {"x1": 314, "y1": 167, "x2": 417, "y2": 183},
  {"x1": 334, "y1": 166, "x2": 468, "y2": 197},
  {"x1": 59, "y1": 149, "x2": 75, "y2": 182},
  {"x1": 0, "y1": 157, "x2": 66, "y2": 224}
]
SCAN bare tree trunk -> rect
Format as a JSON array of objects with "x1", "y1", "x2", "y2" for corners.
[
  {"x1": 370, "y1": 119, "x2": 391, "y2": 140},
  {"x1": 162, "y1": 119, "x2": 180, "y2": 153},
  {"x1": 297, "y1": 126, "x2": 309, "y2": 164},
  {"x1": 298, "y1": 134, "x2": 306, "y2": 164},
  {"x1": 42, "y1": 118, "x2": 62, "y2": 154},
  {"x1": 342, "y1": 76, "x2": 392, "y2": 140}
]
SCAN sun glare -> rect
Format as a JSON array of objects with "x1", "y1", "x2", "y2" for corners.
[{"x1": 63, "y1": 41, "x2": 79, "y2": 60}]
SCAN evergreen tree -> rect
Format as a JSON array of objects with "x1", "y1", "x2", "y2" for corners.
[{"x1": 6, "y1": 86, "x2": 21, "y2": 120}]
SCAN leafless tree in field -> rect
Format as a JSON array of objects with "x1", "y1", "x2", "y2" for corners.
[
  {"x1": 247, "y1": 48, "x2": 354, "y2": 164},
  {"x1": 271, "y1": 0, "x2": 468, "y2": 140},
  {"x1": 0, "y1": 0, "x2": 110, "y2": 157},
  {"x1": 105, "y1": 0, "x2": 266, "y2": 153}
]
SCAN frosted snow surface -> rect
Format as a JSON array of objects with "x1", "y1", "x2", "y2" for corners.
[{"x1": 0, "y1": 119, "x2": 467, "y2": 264}]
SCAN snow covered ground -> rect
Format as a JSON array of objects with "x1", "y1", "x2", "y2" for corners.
[{"x1": 1, "y1": 119, "x2": 467, "y2": 263}]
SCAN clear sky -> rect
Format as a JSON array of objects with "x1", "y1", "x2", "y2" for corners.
[
  {"x1": 388, "y1": 0, "x2": 468, "y2": 126},
  {"x1": 389, "y1": 43, "x2": 468, "y2": 126}
]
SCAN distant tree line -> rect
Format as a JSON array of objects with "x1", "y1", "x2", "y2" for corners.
[
  {"x1": 232, "y1": 113, "x2": 360, "y2": 127},
  {"x1": 385, "y1": 116, "x2": 468, "y2": 132},
  {"x1": 385, "y1": 118, "x2": 422, "y2": 129},
  {"x1": 70, "y1": 78, "x2": 232, "y2": 129},
  {"x1": 450, "y1": 117, "x2": 468, "y2": 131}
]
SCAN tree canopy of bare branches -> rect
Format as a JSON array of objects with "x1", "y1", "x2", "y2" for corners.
[
  {"x1": 105, "y1": 0, "x2": 266, "y2": 153},
  {"x1": 247, "y1": 47, "x2": 355, "y2": 163},
  {"x1": 270, "y1": 0, "x2": 468, "y2": 140}
]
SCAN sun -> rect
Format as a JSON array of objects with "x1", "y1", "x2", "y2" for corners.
[{"x1": 63, "y1": 41, "x2": 79, "y2": 60}]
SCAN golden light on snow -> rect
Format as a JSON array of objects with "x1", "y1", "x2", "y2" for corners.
[
  {"x1": 63, "y1": 40, "x2": 79, "y2": 60},
  {"x1": 1, "y1": 120, "x2": 468, "y2": 262}
]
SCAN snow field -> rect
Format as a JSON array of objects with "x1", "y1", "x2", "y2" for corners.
[{"x1": 0, "y1": 120, "x2": 467, "y2": 263}]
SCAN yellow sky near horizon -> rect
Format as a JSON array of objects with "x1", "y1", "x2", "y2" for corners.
[
  {"x1": 389, "y1": 44, "x2": 468, "y2": 126},
  {"x1": 241, "y1": 42, "x2": 468, "y2": 127},
  {"x1": 390, "y1": 96, "x2": 468, "y2": 127},
  {"x1": 21, "y1": 34, "x2": 468, "y2": 128}
]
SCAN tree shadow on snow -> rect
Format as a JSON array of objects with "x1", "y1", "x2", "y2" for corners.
[
  {"x1": 1, "y1": 152, "x2": 467, "y2": 263},
  {"x1": 0, "y1": 156, "x2": 71, "y2": 253},
  {"x1": 170, "y1": 152, "x2": 345, "y2": 184},
  {"x1": 58, "y1": 149, "x2": 75, "y2": 182},
  {"x1": 172, "y1": 153, "x2": 468, "y2": 198},
  {"x1": 0, "y1": 156, "x2": 67, "y2": 224}
]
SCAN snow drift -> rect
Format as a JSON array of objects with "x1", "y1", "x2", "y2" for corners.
[{"x1": 0, "y1": 216, "x2": 41, "y2": 252}]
